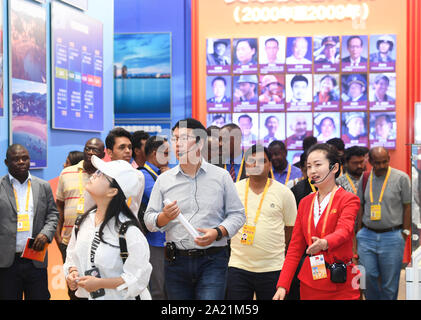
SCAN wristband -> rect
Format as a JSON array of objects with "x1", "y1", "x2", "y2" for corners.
[{"x1": 214, "y1": 227, "x2": 223, "y2": 241}]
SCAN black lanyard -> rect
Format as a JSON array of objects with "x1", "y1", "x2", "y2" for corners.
[{"x1": 90, "y1": 231, "x2": 101, "y2": 268}]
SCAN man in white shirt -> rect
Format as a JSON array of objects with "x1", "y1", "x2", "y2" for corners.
[
  {"x1": 286, "y1": 37, "x2": 312, "y2": 65},
  {"x1": 0, "y1": 144, "x2": 59, "y2": 300}
]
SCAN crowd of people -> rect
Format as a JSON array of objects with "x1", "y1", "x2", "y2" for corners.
[{"x1": 0, "y1": 118, "x2": 411, "y2": 301}]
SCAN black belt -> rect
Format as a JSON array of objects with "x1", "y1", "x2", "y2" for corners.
[
  {"x1": 363, "y1": 224, "x2": 402, "y2": 233},
  {"x1": 176, "y1": 246, "x2": 226, "y2": 257}
]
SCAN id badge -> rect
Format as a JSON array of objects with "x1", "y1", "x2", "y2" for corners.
[
  {"x1": 370, "y1": 204, "x2": 381, "y2": 221},
  {"x1": 240, "y1": 225, "x2": 256, "y2": 246},
  {"x1": 17, "y1": 213, "x2": 30, "y2": 232},
  {"x1": 310, "y1": 254, "x2": 328, "y2": 280},
  {"x1": 76, "y1": 198, "x2": 84, "y2": 214}
]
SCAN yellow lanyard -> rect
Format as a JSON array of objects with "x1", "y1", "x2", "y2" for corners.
[
  {"x1": 369, "y1": 167, "x2": 391, "y2": 204},
  {"x1": 144, "y1": 163, "x2": 159, "y2": 178},
  {"x1": 78, "y1": 169, "x2": 85, "y2": 196},
  {"x1": 308, "y1": 178, "x2": 316, "y2": 192},
  {"x1": 224, "y1": 155, "x2": 245, "y2": 183},
  {"x1": 270, "y1": 164, "x2": 292, "y2": 185},
  {"x1": 345, "y1": 173, "x2": 357, "y2": 195},
  {"x1": 244, "y1": 178, "x2": 271, "y2": 226},
  {"x1": 307, "y1": 186, "x2": 338, "y2": 246},
  {"x1": 13, "y1": 180, "x2": 31, "y2": 213}
]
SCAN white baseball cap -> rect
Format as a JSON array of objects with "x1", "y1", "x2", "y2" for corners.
[{"x1": 91, "y1": 155, "x2": 141, "y2": 200}]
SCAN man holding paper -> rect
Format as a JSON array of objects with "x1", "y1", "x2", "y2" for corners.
[
  {"x1": 0, "y1": 144, "x2": 59, "y2": 300},
  {"x1": 144, "y1": 118, "x2": 245, "y2": 300}
]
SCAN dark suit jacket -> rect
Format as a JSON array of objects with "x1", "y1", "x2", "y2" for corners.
[{"x1": 0, "y1": 174, "x2": 59, "y2": 268}]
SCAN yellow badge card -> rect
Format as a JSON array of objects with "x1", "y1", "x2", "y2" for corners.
[
  {"x1": 310, "y1": 254, "x2": 328, "y2": 280},
  {"x1": 17, "y1": 214, "x2": 30, "y2": 232},
  {"x1": 240, "y1": 225, "x2": 256, "y2": 246},
  {"x1": 76, "y1": 198, "x2": 85, "y2": 214},
  {"x1": 370, "y1": 204, "x2": 381, "y2": 221}
]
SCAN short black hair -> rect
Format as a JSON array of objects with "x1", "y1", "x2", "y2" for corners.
[
  {"x1": 212, "y1": 76, "x2": 227, "y2": 87},
  {"x1": 105, "y1": 127, "x2": 132, "y2": 150},
  {"x1": 347, "y1": 35, "x2": 363, "y2": 48},
  {"x1": 221, "y1": 123, "x2": 241, "y2": 131},
  {"x1": 265, "y1": 38, "x2": 279, "y2": 46},
  {"x1": 268, "y1": 140, "x2": 287, "y2": 153},
  {"x1": 244, "y1": 144, "x2": 272, "y2": 163},
  {"x1": 67, "y1": 151, "x2": 84, "y2": 166},
  {"x1": 291, "y1": 75, "x2": 308, "y2": 88},
  {"x1": 206, "y1": 125, "x2": 220, "y2": 137},
  {"x1": 344, "y1": 146, "x2": 368, "y2": 162},
  {"x1": 303, "y1": 136, "x2": 318, "y2": 152},
  {"x1": 144, "y1": 136, "x2": 167, "y2": 157},
  {"x1": 172, "y1": 118, "x2": 207, "y2": 144},
  {"x1": 131, "y1": 130, "x2": 150, "y2": 150},
  {"x1": 307, "y1": 143, "x2": 342, "y2": 179},
  {"x1": 326, "y1": 138, "x2": 345, "y2": 152}
]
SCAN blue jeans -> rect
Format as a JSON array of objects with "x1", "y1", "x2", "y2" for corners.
[
  {"x1": 226, "y1": 267, "x2": 281, "y2": 300},
  {"x1": 164, "y1": 247, "x2": 229, "y2": 300},
  {"x1": 356, "y1": 227, "x2": 405, "y2": 300}
]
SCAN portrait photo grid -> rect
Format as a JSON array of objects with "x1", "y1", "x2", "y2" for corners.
[{"x1": 205, "y1": 35, "x2": 397, "y2": 151}]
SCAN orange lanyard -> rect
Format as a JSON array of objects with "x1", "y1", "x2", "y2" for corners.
[
  {"x1": 244, "y1": 178, "x2": 271, "y2": 226},
  {"x1": 307, "y1": 187, "x2": 337, "y2": 246},
  {"x1": 308, "y1": 178, "x2": 316, "y2": 192},
  {"x1": 13, "y1": 180, "x2": 31, "y2": 213}
]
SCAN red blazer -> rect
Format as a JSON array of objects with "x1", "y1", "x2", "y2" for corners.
[{"x1": 277, "y1": 187, "x2": 360, "y2": 294}]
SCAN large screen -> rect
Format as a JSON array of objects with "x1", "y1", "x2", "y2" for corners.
[
  {"x1": 114, "y1": 32, "x2": 172, "y2": 121},
  {"x1": 52, "y1": 1, "x2": 103, "y2": 132}
]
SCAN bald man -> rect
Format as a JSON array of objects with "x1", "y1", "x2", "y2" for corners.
[{"x1": 355, "y1": 147, "x2": 411, "y2": 300}]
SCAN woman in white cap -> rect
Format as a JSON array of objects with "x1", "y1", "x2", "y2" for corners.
[{"x1": 63, "y1": 156, "x2": 152, "y2": 300}]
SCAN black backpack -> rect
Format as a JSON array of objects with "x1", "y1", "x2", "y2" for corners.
[
  {"x1": 73, "y1": 216, "x2": 141, "y2": 300},
  {"x1": 74, "y1": 215, "x2": 136, "y2": 264}
]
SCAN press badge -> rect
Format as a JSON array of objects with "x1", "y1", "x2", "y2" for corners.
[
  {"x1": 240, "y1": 225, "x2": 256, "y2": 246},
  {"x1": 310, "y1": 255, "x2": 328, "y2": 280},
  {"x1": 76, "y1": 198, "x2": 85, "y2": 214},
  {"x1": 370, "y1": 204, "x2": 381, "y2": 221},
  {"x1": 17, "y1": 213, "x2": 30, "y2": 232}
]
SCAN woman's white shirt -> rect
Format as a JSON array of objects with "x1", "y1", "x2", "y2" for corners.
[{"x1": 63, "y1": 211, "x2": 152, "y2": 300}]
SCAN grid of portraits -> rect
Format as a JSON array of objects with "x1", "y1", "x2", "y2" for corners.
[{"x1": 206, "y1": 35, "x2": 397, "y2": 151}]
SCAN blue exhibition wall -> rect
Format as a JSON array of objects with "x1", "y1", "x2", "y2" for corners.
[
  {"x1": 114, "y1": 0, "x2": 192, "y2": 127},
  {"x1": 0, "y1": 0, "x2": 115, "y2": 180}
]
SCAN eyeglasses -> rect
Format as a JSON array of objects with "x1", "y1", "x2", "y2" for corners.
[
  {"x1": 92, "y1": 170, "x2": 113, "y2": 184},
  {"x1": 84, "y1": 146, "x2": 103, "y2": 154},
  {"x1": 170, "y1": 135, "x2": 197, "y2": 143}
]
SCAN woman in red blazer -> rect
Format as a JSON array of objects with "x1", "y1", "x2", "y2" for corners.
[{"x1": 273, "y1": 143, "x2": 361, "y2": 300}]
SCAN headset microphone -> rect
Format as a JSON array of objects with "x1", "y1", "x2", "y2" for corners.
[
  {"x1": 310, "y1": 163, "x2": 335, "y2": 185},
  {"x1": 177, "y1": 140, "x2": 199, "y2": 157}
]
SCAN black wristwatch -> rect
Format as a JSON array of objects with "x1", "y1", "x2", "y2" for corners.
[{"x1": 214, "y1": 227, "x2": 223, "y2": 241}]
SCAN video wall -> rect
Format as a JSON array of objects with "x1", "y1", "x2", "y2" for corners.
[{"x1": 206, "y1": 34, "x2": 397, "y2": 154}]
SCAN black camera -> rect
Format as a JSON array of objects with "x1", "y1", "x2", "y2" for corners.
[
  {"x1": 326, "y1": 261, "x2": 347, "y2": 284},
  {"x1": 165, "y1": 242, "x2": 176, "y2": 262}
]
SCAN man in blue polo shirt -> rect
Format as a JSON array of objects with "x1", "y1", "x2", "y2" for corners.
[
  {"x1": 139, "y1": 135, "x2": 170, "y2": 300},
  {"x1": 268, "y1": 140, "x2": 302, "y2": 185}
]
